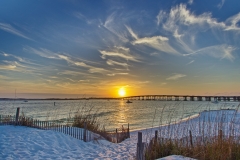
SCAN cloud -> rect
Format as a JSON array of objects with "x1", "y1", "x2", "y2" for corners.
[
  {"x1": 184, "y1": 44, "x2": 236, "y2": 61},
  {"x1": 66, "y1": 78, "x2": 75, "y2": 82},
  {"x1": 186, "y1": 60, "x2": 195, "y2": 65},
  {"x1": 125, "y1": 25, "x2": 138, "y2": 40},
  {"x1": 0, "y1": 64, "x2": 16, "y2": 70},
  {"x1": 103, "y1": 12, "x2": 129, "y2": 42},
  {"x1": 58, "y1": 70, "x2": 89, "y2": 76},
  {"x1": 157, "y1": 4, "x2": 225, "y2": 34},
  {"x1": 89, "y1": 67, "x2": 109, "y2": 74},
  {"x1": 225, "y1": 13, "x2": 240, "y2": 31},
  {"x1": 0, "y1": 60, "x2": 37, "y2": 73},
  {"x1": 58, "y1": 54, "x2": 110, "y2": 74},
  {"x1": 0, "y1": 23, "x2": 31, "y2": 40},
  {"x1": 132, "y1": 36, "x2": 179, "y2": 55},
  {"x1": 155, "y1": 4, "x2": 240, "y2": 55},
  {"x1": 99, "y1": 50, "x2": 139, "y2": 62},
  {"x1": 107, "y1": 73, "x2": 129, "y2": 76},
  {"x1": 156, "y1": 11, "x2": 167, "y2": 26},
  {"x1": 166, "y1": 74, "x2": 186, "y2": 80},
  {"x1": 173, "y1": 30, "x2": 193, "y2": 53},
  {"x1": 58, "y1": 54, "x2": 89, "y2": 68},
  {"x1": 25, "y1": 47, "x2": 59, "y2": 59},
  {"x1": 1, "y1": 52, "x2": 24, "y2": 62},
  {"x1": 188, "y1": 0, "x2": 194, "y2": 5},
  {"x1": 217, "y1": 0, "x2": 225, "y2": 9},
  {"x1": 25, "y1": 47, "x2": 110, "y2": 74},
  {"x1": 106, "y1": 59, "x2": 129, "y2": 67}
]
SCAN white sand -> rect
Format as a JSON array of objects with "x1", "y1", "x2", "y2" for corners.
[{"x1": 1, "y1": 109, "x2": 239, "y2": 159}]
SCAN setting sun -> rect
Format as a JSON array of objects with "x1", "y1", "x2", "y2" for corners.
[{"x1": 118, "y1": 88, "x2": 126, "y2": 97}]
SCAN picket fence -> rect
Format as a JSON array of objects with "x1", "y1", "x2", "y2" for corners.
[
  {"x1": 0, "y1": 114, "x2": 94, "y2": 142},
  {"x1": 0, "y1": 108, "x2": 130, "y2": 143}
]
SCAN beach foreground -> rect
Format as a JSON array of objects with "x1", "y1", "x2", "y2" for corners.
[{"x1": 1, "y1": 109, "x2": 239, "y2": 159}]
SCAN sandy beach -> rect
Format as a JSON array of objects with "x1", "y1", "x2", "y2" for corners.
[{"x1": 1, "y1": 109, "x2": 239, "y2": 159}]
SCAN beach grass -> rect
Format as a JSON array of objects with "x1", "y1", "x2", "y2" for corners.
[
  {"x1": 144, "y1": 104, "x2": 240, "y2": 160},
  {"x1": 71, "y1": 104, "x2": 129, "y2": 143}
]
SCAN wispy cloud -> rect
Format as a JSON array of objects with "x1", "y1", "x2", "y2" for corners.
[
  {"x1": 99, "y1": 50, "x2": 139, "y2": 62},
  {"x1": 0, "y1": 64, "x2": 16, "y2": 70},
  {"x1": 155, "y1": 4, "x2": 240, "y2": 57},
  {"x1": 186, "y1": 60, "x2": 195, "y2": 65},
  {"x1": 156, "y1": 11, "x2": 167, "y2": 26},
  {"x1": 58, "y1": 70, "x2": 90, "y2": 76},
  {"x1": 217, "y1": 0, "x2": 225, "y2": 9},
  {"x1": 156, "y1": 4, "x2": 226, "y2": 36},
  {"x1": 225, "y1": 13, "x2": 240, "y2": 31},
  {"x1": 25, "y1": 47, "x2": 59, "y2": 59},
  {"x1": 188, "y1": 0, "x2": 194, "y2": 5},
  {"x1": 0, "y1": 23, "x2": 31, "y2": 40},
  {"x1": 125, "y1": 25, "x2": 138, "y2": 40},
  {"x1": 1, "y1": 52, "x2": 24, "y2": 62},
  {"x1": 106, "y1": 59, "x2": 129, "y2": 68},
  {"x1": 58, "y1": 54, "x2": 110, "y2": 74},
  {"x1": 103, "y1": 12, "x2": 129, "y2": 42},
  {"x1": 166, "y1": 74, "x2": 186, "y2": 80},
  {"x1": 184, "y1": 44, "x2": 236, "y2": 61},
  {"x1": 25, "y1": 47, "x2": 110, "y2": 74},
  {"x1": 107, "y1": 72, "x2": 129, "y2": 76},
  {"x1": 132, "y1": 36, "x2": 179, "y2": 55},
  {"x1": 0, "y1": 52, "x2": 42, "y2": 67},
  {"x1": 89, "y1": 67, "x2": 109, "y2": 74}
]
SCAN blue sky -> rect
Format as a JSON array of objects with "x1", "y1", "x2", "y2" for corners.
[{"x1": 0, "y1": 0, "x2": 240, "y2": 98}]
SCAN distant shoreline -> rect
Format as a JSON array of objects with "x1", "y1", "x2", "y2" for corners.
[{"x1": 0, "y1": 97, "x2": 122, "y2": 101}]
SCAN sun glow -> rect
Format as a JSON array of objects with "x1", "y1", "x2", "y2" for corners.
[{"x1": 118, "y1": 88, "x2": 126, "y2": 97}]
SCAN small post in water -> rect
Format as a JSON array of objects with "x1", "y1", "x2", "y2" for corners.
[
  {"x1": 128, "y1": 123, "x2": 130, "y2": 138},
  {"x1": 116, "y1": 129, "x2": 118, "y2": 143},
  {"x1": 15, "y1": 107, "x2": 20, "y2": 126}
]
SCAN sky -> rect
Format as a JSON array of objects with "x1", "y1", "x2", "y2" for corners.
[{"x1": 0, "y1": 0, "x2": 240, "y2": 98}]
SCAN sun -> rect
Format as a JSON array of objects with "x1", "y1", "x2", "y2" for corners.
[{"x1": 118, "y1": 88, "x2": 126, "y2": 97}]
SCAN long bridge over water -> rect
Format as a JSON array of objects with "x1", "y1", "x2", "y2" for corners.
[{"x1": 122, "y1": 95, "x2": 240, "y2": 102}]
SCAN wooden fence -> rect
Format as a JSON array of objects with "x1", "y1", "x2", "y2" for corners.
[
  {"x1": 0, "y1": 114, "x2": 93, "y2": 142},
  {"x1": 0, "y1": 107, "x2": 130, "y2": 143},
  {"x1": 103, "y1": 124, "x2": 130, "y2": 143}
]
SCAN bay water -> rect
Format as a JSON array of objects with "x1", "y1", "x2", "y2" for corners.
[{"x1": 0, "y1": 99, "x2": 238, "y2": 131}]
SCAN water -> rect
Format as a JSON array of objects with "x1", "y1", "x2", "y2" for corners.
[{"x1": 0, "y1": 99, "x2": 239, "y2": 131}]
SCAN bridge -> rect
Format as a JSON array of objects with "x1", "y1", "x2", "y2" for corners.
[{"x1": 122, "y1": 95, "x2": 240, "y2": 102}]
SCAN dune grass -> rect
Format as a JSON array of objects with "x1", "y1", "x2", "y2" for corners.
[
  {"x1": 71, "y1": 104, "x2": 129, "y2": 143},
  {"x1": 144, "y1": 104, "x2": 240, "y2": 160}
]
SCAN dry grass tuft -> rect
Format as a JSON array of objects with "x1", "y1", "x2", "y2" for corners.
[{"x1": 144, "y1": 104, "x2": 240, "y2": 160}]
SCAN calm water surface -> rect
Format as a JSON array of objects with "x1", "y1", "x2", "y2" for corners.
[{"x1": 0, "y1": 99, "x2": 238, "y2": 131}]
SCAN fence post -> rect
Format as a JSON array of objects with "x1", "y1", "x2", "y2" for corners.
[
  {"x1": 84, "y1": 122, "x2": 87, "y2": 142},
  {"x1": 128, "y1": 123, "x2": 130, "y2": 138},
  {"x1": 189, "y1": 130, "x2": 193, "y2": 147},
  {"x1": 155, "y1": 130, "x2": 158, "y2": 142},
  {"x1": 137, "y1": 132, "x2": 143, "y2": 160},
  {"x1": 219, "y1": 129, "x2": 223, "y2": 144},
  {"x1": 15, "y1": 107, "x2": 20, "y2": 126}
]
